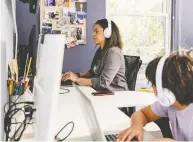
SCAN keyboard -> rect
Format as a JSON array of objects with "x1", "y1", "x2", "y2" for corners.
[
  {"x1": 105, "y1": 134, "x2": 117, "y2": 141},
  {"x1": 105, "y1": 134, "x2": 138, "y2": 141},
  {"x1": 61, "y1": 80, "x2": 79, "y2": 86},
  {"x1": 61, "y1": 80, "x2": 73, "y2": 86}
]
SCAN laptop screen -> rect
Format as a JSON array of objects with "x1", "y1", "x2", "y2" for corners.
[{"x1": 73, "y1": 83, "x2": 106, "y2": 141}]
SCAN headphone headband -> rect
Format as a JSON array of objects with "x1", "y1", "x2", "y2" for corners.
[
  {"x1": 107, "y1": 19, "x2": 111, "y2": 30},
  {"x1": 156, "y1": 55, "x2": 169, "y2": 94},
  {"x1": 155, "y1": 54, "x2": 176, "y2": 106}
]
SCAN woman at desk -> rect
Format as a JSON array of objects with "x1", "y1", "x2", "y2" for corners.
[
  {"x1": 62, "y1": 19, "x2": 128, "y2": 92},
  {"x1": 117, "y1": 52, "x2": 193, "y2": 141}
]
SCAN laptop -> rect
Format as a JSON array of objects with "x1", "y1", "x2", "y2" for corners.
[{"x1": 73, "y1": 83, "x2": 155, "y2": 142}]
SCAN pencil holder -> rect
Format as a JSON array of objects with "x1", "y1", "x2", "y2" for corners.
[{"x1": 10, "y1": 89, "x2": 34, "y2": 103}]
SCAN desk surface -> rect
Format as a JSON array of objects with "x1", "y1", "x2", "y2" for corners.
[
  {"x1": 77, "y1": 86, "x2": 157, "y2": 108},
  {"x1": 21, "y1": 86, "x2": 157, "y2": 141},
  {"x1": 21, "y1": 87, "x2": 130, "y2": 141},
  {"x1": 57, "y1": 86, "x2": 131, "y2": 140},
  {"x1": 58, "y1": 86, "x2": 157, "y2": 141}
]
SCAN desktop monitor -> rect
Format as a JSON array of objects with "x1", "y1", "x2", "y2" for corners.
[
  {"x1": 28, "y1": 25, "x2": 38, "y2": 76},
  {"x1": 33, "y1": 34, "x2": 66, "y2": 141},
  {"x1": 19, "y1": 25, "x2": 38, "y2": 78},
  {"x1": 18, "y1": 0, "x2": 38, "y2": 14}
]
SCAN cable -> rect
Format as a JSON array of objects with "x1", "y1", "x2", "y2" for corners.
[
  {"x1": 55, "y1": 121, "x2": 74, "y2": 141},
  {"x1": 4, "y1": 108, "x2": 26, "y2": 141},
  {"x1": 14, "y1": 95, "x2": 22, "y2": 104},
  {"x1": 59, "y1": 88, "x2": 70, "y2": 94},
  {"x1": 4, "y1": 100, "x2": 35, "y2": 141}
]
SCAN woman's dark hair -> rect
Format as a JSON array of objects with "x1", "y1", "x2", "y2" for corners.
[
  {"x1": 94, "y1": 19, "x2": 123, "y2": 49},
  {"x1": 145, "y1": 54, "x2": 193, "y2": 105}
]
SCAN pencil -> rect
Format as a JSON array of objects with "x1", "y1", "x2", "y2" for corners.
[
  {"x1": 26, "y1": 57, "x2": 32, "y2": 79},
  {"x1": 23, "y1": 53, "x2": 29, "y2": 81}
]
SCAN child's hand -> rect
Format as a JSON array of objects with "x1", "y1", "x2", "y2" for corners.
[
  {"x1": 116, "y1": 126, "x2": 143, "y2": 142},
  {"x1": 155, "y1": 138, "x2": 174, "y2": 141}
]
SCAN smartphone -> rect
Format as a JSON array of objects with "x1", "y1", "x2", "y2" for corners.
[{"x1": 91, "y1": 91, "x2": 114, "y2": 96}]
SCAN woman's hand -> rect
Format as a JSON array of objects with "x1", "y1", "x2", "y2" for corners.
[
  {"x1": 116, "y1": 126, "x2": 143, "y2": 142},
  {"x1": 62, "y1": 72, "x2": 78, "y2": 82}
]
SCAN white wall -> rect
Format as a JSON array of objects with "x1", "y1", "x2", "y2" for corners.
[
  {"x1": 0, "y1": 0, "x2": 15, "y2": 140},
  {"x1": 176, "y1": 0, "x2": 193, "y2": 48},
  {"x1": 1, "y1": 0, "x2": 14, "y2": 62}
]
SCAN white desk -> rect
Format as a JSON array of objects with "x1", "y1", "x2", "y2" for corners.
[
  {"x1": 56, "y1": 86, "x2": 130, "y2": 141},
  {"x1": 77, "y1": 86, "x2": 157, "y2": 108},
  {"x1": 21, "y1": 86, "x2": 157, "y2": 141},
  {"x1": 75, "y1": 86, "x2": 161, "y2": 135}
]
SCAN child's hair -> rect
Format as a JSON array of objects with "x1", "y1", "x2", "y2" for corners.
[{"x1": 145, "y1": 54, "x2": 193, "y2": 105}]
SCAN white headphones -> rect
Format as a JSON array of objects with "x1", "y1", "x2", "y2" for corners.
[
  {"x1": 104, "y1": 19, "x2": 112, "y2": 38},
  {"x1": 156, "y1": 55, "x2": 176, "y2": 106}
]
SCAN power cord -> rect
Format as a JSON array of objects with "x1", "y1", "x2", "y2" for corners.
[
  {"x1": 55, "y1": 121, "x2": 74, "y2": 141},
  {"x1": 4, "y1": 100, "x2": 35, "y2": 141},
  {"x1": 59, "y1": 88, "x2": 70, "y2": 94}
]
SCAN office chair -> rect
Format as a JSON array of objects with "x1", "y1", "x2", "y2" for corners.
[
  {"x1": 119, "y1": 55, "x2": 142, "y2": 117},
  {"x1": 124, "y1": 55, "x2": 142, "y2": 90}
]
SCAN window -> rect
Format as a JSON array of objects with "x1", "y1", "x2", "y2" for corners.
[{"x1": 106, "y1": 0, "x2": 172, "y2": 89}]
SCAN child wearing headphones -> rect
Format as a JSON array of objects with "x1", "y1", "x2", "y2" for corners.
[{"x1": 116, "y1": 53, "x2": 193, "y2": 141}]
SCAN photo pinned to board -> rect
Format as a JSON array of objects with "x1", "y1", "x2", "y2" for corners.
[
  {"x1": 44, "y1": 0, "x2": 70, "y2": 7},
  {"x1": 44, "y1": 8, "x2": 61, "y2": 20},
  {"x1": 63, "y1": 7, "x2": 79, "y2": 25},
  {"x1": 56, "y1": 19, "x2": 70, "y2": 28},
  {"x1": 44, "y1": 0, "x2": 55, "y2": 6},
  {"x1": 62, "y1": 26, "x2": 85, "y2": 48},
  {"x1": 51, "y1": 28, "x2": 62, "y2": 34},
  {"x1": 75, "y1": 2, "x2": 87, "y2": 13},
  {"x1": 55, "y1": 0, "x2": 70, "y2": 7},
  {"x1": 75, "y1": 2, "x2": 87, "y2": 25},
  {"x1": 42, "y1": 20, "x2": 53, "y2": 34}
]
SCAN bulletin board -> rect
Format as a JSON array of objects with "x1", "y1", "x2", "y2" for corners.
[{"x1": 40, "y1": 0, "x2": 87, "y2": 48}]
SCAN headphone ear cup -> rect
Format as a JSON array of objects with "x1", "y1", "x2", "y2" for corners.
[
  {"x1": 104, "y1": 28, "x2": 111, "y2": 38},
  {"x1": 157, "y1": 88, "x2": 176, "y2": 106},
  {"x1": 164, "y1": 88, "x2": 176, "y2": 105}
]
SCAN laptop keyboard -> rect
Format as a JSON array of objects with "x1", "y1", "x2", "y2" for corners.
[
  {"x1": 61, "y1": 80, "x2": 79, "y2": 86},
  {"x1": 105, "y1": 134, "x2": 117, "y2": 142},
  {"x1": 105, "y1": 134, "x2": 139, "y2": 141}
]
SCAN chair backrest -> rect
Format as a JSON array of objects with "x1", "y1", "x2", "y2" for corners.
[{"x1": 124, "y1": 55, "x2": 142, "y2": 90}]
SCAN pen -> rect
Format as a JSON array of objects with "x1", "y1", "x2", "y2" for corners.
[
  {"x1": 23, "y1": 78, "x2": 29, "y2": 93},
  {"x1": 26, "y1": 57, "x2": 32, "y2": 80},
  {"x1": 9, "y1": 80, "x2": 14, "y2": 96},
  {"x1": 23, "y1": 53, "x2": 29, "y2": 80},
  {"x1": 19, "y1": 85, "x2": 24, "y2": 95},
  {"x1": 16, "y1": 82, "x2": 22, "y2": 95},
  {"x1": 12, "y1": 81, "x2": 16, "y2": 96},
  {"x1": 17, "y1": 82, "x2": 23, "y2": 96}
]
